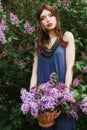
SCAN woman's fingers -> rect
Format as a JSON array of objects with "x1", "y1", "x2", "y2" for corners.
[{"x1": 55, "y1": 109, "x2": 61, "y2": 119}]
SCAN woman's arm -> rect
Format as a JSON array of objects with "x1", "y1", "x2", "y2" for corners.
[
  {"x1": 30, "y1": 51, "x2": 38, "y2": 90},
  {"x1": 63, "y1": 31, "x2": 75, "y2": 89}
]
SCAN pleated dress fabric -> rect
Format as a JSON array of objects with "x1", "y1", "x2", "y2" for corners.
[{"x1": 37, "y1": 40, "x2": 76, "y2": 130}]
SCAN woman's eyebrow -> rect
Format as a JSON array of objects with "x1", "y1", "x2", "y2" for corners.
[
  {"x1": 40, "y1": 14, "x2": 46, "y2": 18},
  {"x1": 40, "y1": 13, "x2": 52, "y2": 18}
]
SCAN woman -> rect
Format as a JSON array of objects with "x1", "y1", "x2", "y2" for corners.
[{"x1": 30, "y1": 4, "x2": 76, "y2": 130}]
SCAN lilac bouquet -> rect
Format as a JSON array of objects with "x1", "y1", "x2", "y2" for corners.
[{"x1": 20, "y1": 73, "x2": 78, "y2": 119}]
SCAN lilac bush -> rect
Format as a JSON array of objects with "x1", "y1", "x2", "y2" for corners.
[
  {"x1": 71, "y1": 52, "x2": 87, "y2": 116},
  {"x1": 0, "y1": 1, "x2": 36, "y2": 88}
]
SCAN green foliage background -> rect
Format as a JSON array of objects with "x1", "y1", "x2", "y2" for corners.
[{"x1": 0, "y1": 0, "x2": 87, "y2": 130}]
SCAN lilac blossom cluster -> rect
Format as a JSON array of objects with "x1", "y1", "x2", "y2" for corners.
[
  {"x1": 80, "y1": 97, "x2": 87, "y2": 115},
  {"x1": 10, "y1": 12, "x2": 19, "y2": 27},
  {"x1": 20, "y1": 73, "x2": 77, "y2": 119},
  {"x1": 0, "y1": 2, "x2": 35, "y2": 46},
  {"x1": 24, "y1": 20, "x2": 35, "y2": 35},
  {"x1": 49, "y1": 72, "x2": 58, "y2": 87},
  {"x1": 72, "y1": 77, "x2": 81, "y2": 87},
  {"x1": 0, "y1": 18, "x2": 9, "y2": 44}
]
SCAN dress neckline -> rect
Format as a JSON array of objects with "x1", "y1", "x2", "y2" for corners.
[
  {"x1": 46, "y1": 38, "x2": 58, "y2": 50},
  {"x1": 41, "y1": 39, "x2": 59, "y2": 58}
]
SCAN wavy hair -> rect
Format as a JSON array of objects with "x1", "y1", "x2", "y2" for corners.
[{"x1": 35, "y1": 4, "x2": 68, "y2": 51}]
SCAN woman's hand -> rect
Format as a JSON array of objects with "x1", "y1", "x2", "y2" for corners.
[
  {"x1": 55, "y1": 109, "x2": 61, "y2": 119},
  {"x1": 29, "y1": 86, "x2": 36, "y2": 91}
]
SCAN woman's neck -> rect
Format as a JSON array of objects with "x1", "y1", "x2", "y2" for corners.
[
  {"x1": 47, "y1": 31, "x2": 58, "y2": 48},
  {"x1": 48, "y1": 30, "x2": 57, "y2": 39}
]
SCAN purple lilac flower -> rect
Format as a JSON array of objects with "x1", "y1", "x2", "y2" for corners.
[
  {"x1": 24, "y1": 20, "x2": 35, "y2": 35},
  {"x1": 39, "y1": 96, "x2": 57, "y2": 112},
  {"x1": 66, "y1": 108, "x2": 78, "y2": 120},
  {"x1": 0, "y1": 18, "x2": 9, "y2": 32},
  {"x1": 20, "y1": 88, "x2": 39, "y2": 117},
  {"x1": 0, "y1": 18, "x2": 8, "y2": 44},
  {"x1": 0, "y1": 29, "x2": 7, "y2": 44},
  {"x1": 37, "y1": 82, "x2": 52, "y2": 96},
  {"x1": 10, "y1": 12, "x2": 19, "y2": 27},
  {"x1": 50, "y1": 88, "x2": 59, "y2": 99},
  {"x1": 83, "y1": 65, "x2": 87, "y2": 73},
  {"x1": 72, "y1": 77, "x2": 81, "y2": 87},
  {"x1": 20, "y1": 88, "x2": 29, "y2": 102},
  {"x1": 20, "y1": 88, "x2": 35, "y2": 103},
  {"x1": 0, "y1": 2, "x2": 3, "y2": 12},
  {"x1": 80, "y1": 97, "x2": 87, "y2": 115},
  {"x1": 21, "y1": 103, "x2": 30, "y2": 114},
  {"x1": 61, "y1": 91, "x2": 76, "y2": 105},
  {"x1": 49, "y1": 72, "x2": 58, "y2": 86},
  {"x1": 29, "y1": 101, "x2": 39, "y2": 118},
  {"x1": 56, "y1": 82, "x2": 67, "y2": 93}
]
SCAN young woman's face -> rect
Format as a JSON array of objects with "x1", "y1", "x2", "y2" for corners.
[{"x1": 40, "y1": 9, "x2": 57, "y2": 31}]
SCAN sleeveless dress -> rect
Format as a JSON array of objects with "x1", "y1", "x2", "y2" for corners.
[{"x1": 37, "y1": 40, "x2": 76, "y2": 130}]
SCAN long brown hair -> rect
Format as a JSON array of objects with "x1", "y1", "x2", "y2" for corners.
[{"x1": 35, "y1": 4, "x2": 68, "y2": 51}]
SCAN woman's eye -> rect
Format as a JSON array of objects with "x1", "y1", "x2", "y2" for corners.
[
  {"x1": 40, "y1": 18, "x2": 44, "y2": 20},
  {"x1": 49, "y1": 14, "x2": 53, "y2": 17},
  {"x1": 40, "y1": 17, "x2": 45, "y2": 21}
]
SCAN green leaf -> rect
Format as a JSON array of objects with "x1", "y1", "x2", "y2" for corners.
[
  {"x1": 80, "y1": 85, "x2": 87, "y2": 92},
  {"x1": 8, "y1": 36, "x2": 18, "y2": 42},
  {"x1": 81, "y1": 94, "x2": 87, "y2": 99}
]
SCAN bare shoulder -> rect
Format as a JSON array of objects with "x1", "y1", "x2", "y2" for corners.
[{"x1": 63, "y1": 31, "x2": 74, "y2": 42}]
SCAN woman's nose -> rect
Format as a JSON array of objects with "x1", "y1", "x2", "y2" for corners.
[{"x1": 46, "y1": 16, "x2": 50, "y2": 22}]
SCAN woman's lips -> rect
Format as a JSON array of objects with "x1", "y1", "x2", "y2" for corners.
[{"x1": 47, "y1": 23, "x2": 52, "y2": 27}]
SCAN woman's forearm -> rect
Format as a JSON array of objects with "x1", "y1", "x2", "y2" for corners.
[
  {"x1": 30, "y1": 74, "x2": 37, "y2": 89},
  {"x1": 65, "y1": 67, "x2": 73, "y2": 89},
  {"x1": 30, "y1": 52, "x2": 38, "y2": 90}
]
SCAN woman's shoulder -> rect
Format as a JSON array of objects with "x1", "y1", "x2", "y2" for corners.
[{"x1": 63, "y1": 31, "x2": 74, "y2": 41}]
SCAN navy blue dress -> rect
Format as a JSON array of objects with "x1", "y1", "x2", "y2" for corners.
[{"x1": 37, "y1": 40, "x2": 76, "y2": 130}]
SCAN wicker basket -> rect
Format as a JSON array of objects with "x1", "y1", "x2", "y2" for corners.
[{"x1": 37, "y1": 108, "x2": 58, "y2": 128}]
